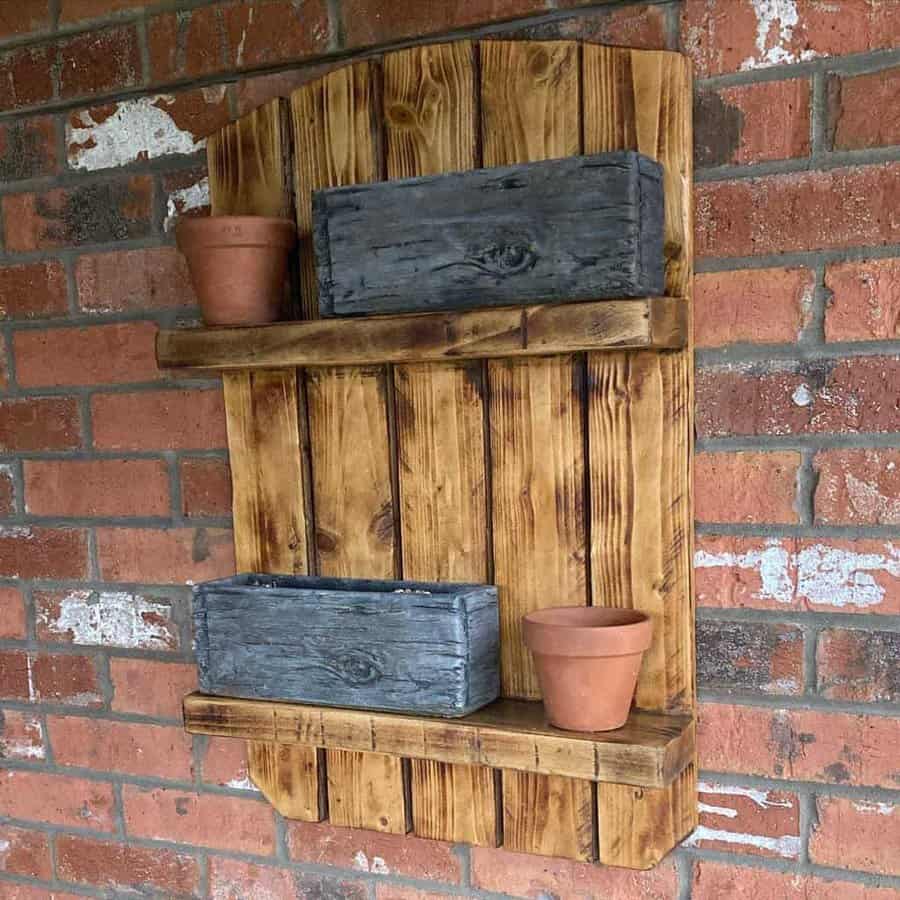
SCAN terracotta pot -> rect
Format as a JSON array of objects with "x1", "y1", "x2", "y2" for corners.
[
  {"x1": 523, "y1": 606, "x2": 652, "y2": 732},
  {"x1": 176, "y1": 216, "x2": 296, "y2": 325}
]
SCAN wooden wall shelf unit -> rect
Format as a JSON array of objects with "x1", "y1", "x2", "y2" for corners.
[{"x1": 161, "y1": 39, "x2": 696, "y2": 869}]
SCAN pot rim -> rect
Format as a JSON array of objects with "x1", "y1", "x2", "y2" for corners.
[
  {"x1": 176, "y1": 215, "x2": 296, "y2": 251},
  {"x1": 522, "y1": 605, "x2": 652, "y2": 657}
]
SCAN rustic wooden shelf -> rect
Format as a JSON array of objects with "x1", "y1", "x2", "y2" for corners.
[{"x1": 156, "y1": 297, "x2": 685, "y2": 371}]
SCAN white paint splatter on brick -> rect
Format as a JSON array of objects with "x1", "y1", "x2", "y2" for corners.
[
  {"x1": 791, "y1": 383, "x2": 813, "y2": 407},
  {"x1": 164, "y1": 176, "x2": 210, "y2": 232},
  {"x1": 67, "y1": 95, "x2": 206, "y2": 172},
  {"x1": 695, "y1": 540, "x2": 794, "y2": 604},
  {"x1": 684, "y1": 825, "x2": 801, "y2": 858},
  {"x1": 844, "y1": 472, "x2": 900, "y2": 523},
  {"x1": 741, "y1": 0, "x2": 818, "y2": 70},
  {"x1": 40, "y1": 590, "x2": 174, "y2": 650},
  {"x1": 225, "y1": 776, "x2": 257, "y2": 792},
  {"x1": 698, "y1": 781, "x2": 794, "y2": 810},
  {"x1": 352, "y1": 850, "x2": 389, "y2": 874},
  {"x1": 853, "y1": 801, "x2": 895, "y2": 816},
  {"x1": 797, "y1": 543, "x2": 900, "y2": 608},
  {"x1": 699, "y1": 802, "x2": 739, "y2": 819}
]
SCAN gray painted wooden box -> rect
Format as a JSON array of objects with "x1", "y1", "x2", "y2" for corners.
[
  {"x1": 193, "y1": 574, "x2": 500, "y2": 717},
  {"x1": 313, "y1": 150, "x2": 664, "y2": 317}
]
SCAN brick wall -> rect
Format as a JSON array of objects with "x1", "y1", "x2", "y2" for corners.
[{"x1": 0, "y1": 1, "x2": 897, "y2": 898}]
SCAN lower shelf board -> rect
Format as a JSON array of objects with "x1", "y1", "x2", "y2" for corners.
[{"x1": 183, "y1": 693, "x2": 694, "y2": 789}]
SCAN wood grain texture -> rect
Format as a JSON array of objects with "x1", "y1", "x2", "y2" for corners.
[
  {"x1": 248, "y1": 741, "x2": 322, "y2": 820},
  {"x1": 183, "y1": 693, "x2": 694, "y2": 788},
  {"x1": 327, "y1": 749, "x2": 409, "y2": 833},
  {"x1": 156, "y1": 297, "x2": 686, "y2": 371},
  {"x1": 583, "y1": 44, "x2": 697, "y2": 867}
]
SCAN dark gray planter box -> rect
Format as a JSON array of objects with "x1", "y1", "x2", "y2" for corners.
[
  {"x1": 193, "y1": 574, "x2": 499, "y2": 717},
  {"x1": 313, "y1": 150, "x2": 664, "y2": 318}
]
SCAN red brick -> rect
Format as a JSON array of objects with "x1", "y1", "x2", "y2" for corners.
[
  {"x1": 0, "y1": 116, "x2": 58, "y2": 181},
  {"x1": 76, "y1": 246, "x2": 195, "y2": 313},
  {"x1": 0, "y1": 526, "x2": 88, "y2": 579},
  {"x1": 0, "y1": 825, "x2": 50, "y2": 879},
  {"x1": 0, "y1": 45, "x2": 54, "y2": 110},
  {"x1": 3, "y1": 176, "x2": 153, "y2": 252},
  {"x1": 825, "y1": 258, "x2": 900, "y2": 343},
  {"x1": 695, "y1": 451, "x2": 799, "y2": 524},
  {"x1": 111, "y1": 658, "x2": 196, "y2": 718},
  {"x1": 695, "y1": 536, "x2": 900, "y2": 616},
  {"x1": 561, "y1": 3, "x2": 669, "y2": 49},
  {"x1": 0, "y1": 769, "x2": 115, "y2": 830},
  {"x1": 208, "y1": 858, "x2": 367, "y2": 900},
  {"x1": 0, "y1": 651, "x2": 28, "y2": 699},
  {"x1": 830, "y1": 66, "x2": 900, "y2": 151},
  {"x1": 57, "y1": 25, "x2": 142, "y2": 99},
  {"x1": 92, "y1": 387, "x2": 226, "y2": 450},
  {"x1": 67, "y1": 87, "x2": 229, "y2": 172},
  {"x1": 805, "y1": 357, "x2": 900, "y2": 433},
  {"x1": 471, "y1": 847, "x2": 678, "y2": 899},
  {"x1": 161, "y1": 167, "x2": 210, "y2": 231},
  {"x1": 60, "y1": 0, "x2": 149, "y2": 23},
  {"x1": 31, "y1": 652, "x2": 102, "y2": 706},
  {"x1": 24, "y1": 458, "x2": 169, "y2": 518},
  {"x1": 97, "y1": 526, "x2": 235, "y2": 583},
  {"x1": 0, "y1": 397, "x2": 80, "y2": 451},
  {"x1": 56, "y1": 833, "x2": 198, "y2": 895},
  {"x1": 48, "y1": 716, "x2": 193, "y2": 779},
  {"x1": 696, "y1": 79, "x2": 811, "y2": 167},
  {"x1": 376, "y1": 888, "x2": 458, "y2": 900},
  {"x1": 697, "y1": 620, "x2": 803, "y2": 696},
  {"x1": 690, "y1": 781, "x2": 800, "y2": 859},
  {"x1": 0, "y1": 261, "x2": 67, "y2": 320},
  {"x1": 695, "y1": 267, "x2": 812, "y2": 347},
  {"x1": 0, "y1": 5, "x2": 52, "y2": 39},
  {"x1": 342, "y1": 0, "x2": 547, "y2": 48},
  {"x1": 16, "y1": 322, "x2": 160, "y2": 388},
  {"x1": 35, "y1": 587, "x2": 181, "y2": 651},
  {"x1": 810, "y1": 796, "x2": 900, "y2": 876},
  {"x1": 222, "y1": 0, "x2": 330, "y2": 68},
  {"x1": 0, "y1": 710, "x2": 44, "y2": 761},
  {"x1": 0, "y1": 587, "x2": 26, "y2": 638},
  {"x1": 698, "y1": 702, "x2": 900, "y2": 787},
  {"x1": 235, "y1": 66, "x2": 334, "y2": 115},
  {"x1": 123, "y1": 785, "x2": 276, "y2": 854},
  {"x1": 696, "y1": 164, "x2": 900, "y2": 259},
  {"x1": 147, "y1": 7, "x2": 222, "y2": 82},
  {"x1": 0, "y1": 467, "x2": 13, "y2": 517},
  {"x1": 815, "y1": 448, "x2": 900, "y2": 525},
  {"x1": 0, "y1": 886, "x2": 85, "y2": 900},
  {"x1": 201, "y1": 736, "x2": 254, "y2": 791},
  {"x1": 817, "y1": 628, "x2": 900, "y2": 703},
  {"x1": 682, "y1": 0, "x2": 900, "y2": 77},
  {"x1": 287, "y1": 820, "x2": 460, "y2": 882},
  {"x1": 181, "y1": 457, "x2": 232, "y2": 517}
]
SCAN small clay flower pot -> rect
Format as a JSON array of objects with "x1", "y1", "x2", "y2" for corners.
[
  {"x1": 176, "y1": 216, "x2": 296, "y2": 326},
  {"x1": 523, "y1": 606, "x2": 653, "y2": 732}
]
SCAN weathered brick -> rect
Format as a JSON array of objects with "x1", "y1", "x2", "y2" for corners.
[
  {"x1": 507, "y1": 3, "x2": 669, "y2": 49},
  {"x1": 682, "y1": 0, "x2": 900, "y2": 77},
  {"x1": 56, "y1": 834, "x2": 198, "y2": 895},
  {"x1": 111, "y1": 658, "x2": 196, "y2": 719},
  {"x1": 0, "y1": 397, "x2": 80, "y2": 451},
  {"x1": 695, "y1": 536, "x2": 900, "y2": 616},
  {"x1": 0, "y1": 824, "x2": 51, "y2": 879},
  {"x1": 287, "y1": 821, "x2": 461, "y2": 882},
  {"x1": 698, "y1": 702, "x2": 900, "y2": 787},
  {"x1": 235, "y1": 66, "x2": 335, "y2": 115},
  {"x1": 814, "y1": 448, "x2": 900, "y2": 525},
  {"x1": 810, "y1": 796, "x2": 900, "y2": 876},
  {"x1": 816, "y1": 628, "x2": 900, "y2": 703},
  {"x1": 695, "y1": 79, "x2": 810, "y2": 167},
  {"x1": 3, "y1": 176, "x2": 153, "y2": 252},
  {"x1": 76, "y1": 246, "x2": 195, "y2": 313},
  {"x1": 66, "y1": 88, "x2": 229, "y2": 173},
  {"x1": 688, "y1": 781, "x2": 800, "y2": 859},
  {"x1": 122, "y1": 785, "x2": 276, "y2": 854},
  {"x1": 295, "y1": 874, "x2": 369, "y2": 900},
  {"x1": 830, "y1": 66, "x2": 900, "y2": 151},
  {"x1": 57, "y1": 25, "x2": 142, "y2": 99},
  {"x1": 0, "y1": 45, "x2": 54, "y2": 110},
  {"x1": 0, "y1": 467, "x2": 14, "y2": 517},
  {"x1": 696, "y1": 164, "x2": 900, "y2": 259},
  {"x1": 0, "y1": 115, "x2": 58, "y2": 181},
  {"x1": 91, "y1": 388, "x2": 227, "y2": 450},
  {"x1": 695, "y1": 451, "x2": 800, "y2": 524},
  {"x1": 181, "y1": 457, "x2": 232, "y2": 517},
  {"x1": 0, "y1": 261, "x2": 67, "y2": 320},
  {"x1": 825, "y1": 257, "x2": 900, "y2": 343},
  {"x1": 376, "y1": 888, "x2": 458, "y2": 900},
  {"x1": 0, "y1": 884, "x2": 84, "y2": 900},
  {"x1": 35, "y1": 588, "x2": 180, "y2": 651},
  {"x1": 471, "y1": 847, "x2": 678, "y2": 898},
  {"x1": 0, "y1": 587, "x2": 26, "y2": 638},
  {"x1": 47, "y1": 716, "x2": 194, "y2": 779},
  {"x1": 208, "y1": 859, "x2": 305, "y2": 900},
  {"x1": 161, "y1": 166, "x2": 210, "y2": 232},
  {"x1": 0, "y1": 526, "x2": 88, "y2": 579},
  {"x1": 147, "y1": 7, "x2": 222, "y2": 82},
  {"x1": 697, "y1": 621, "x2": 804, "y2": 696},
  {"x1": 221, "y1": 0, "x2": 330, "y2": 68},
  {"x1": 0, "y1": 5, "x2": 52, "y2": 40},
  {"x1": 200, "y1": 736, "x2": 255, "y2": 791},
  {"x1": 0, "y1": 651, "x2": 29, "y2": 699},
  {"x1": 695, "y1": 267, "x2": 812, "y2": 347},
  {"x1": 24, "y1": 458, "x2": 169, "y2": 518},
  {"x1": 59, "y1": 0, "x2": 149, "y2": 23},
  {"x1": 0, "y1": 769, "x2": 115, "y2": 830},
  {"x1": 31, "y1": 652, "x2": 103, "y2": 706},
  {"x1": 96, "y1": 526, "x2": 235, "y2": 583},
  {"x1": 0, "y1": 710, "x2": 44, "y2": 760}
]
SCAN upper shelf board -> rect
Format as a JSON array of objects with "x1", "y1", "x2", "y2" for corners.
[{"x1": 157, "y1": 297, "x2": 686, "y2": 371}]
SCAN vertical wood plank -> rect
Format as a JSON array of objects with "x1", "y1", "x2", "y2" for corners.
[
  {"x1": 383, "y1": 42, "x2": 498, "y2": 846},
  {"x1": 480, "y1": 39, "x2": 593, "y2": 862},
  {"x1": 583, "y1": 44, "x2": 696, "y2": 868},
  {"x1": 292, "y1": 63, "x2": 408, "y2": 832},
  {"x1": 206, "y1": 100, "x2": 322, "y2": 821}
]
